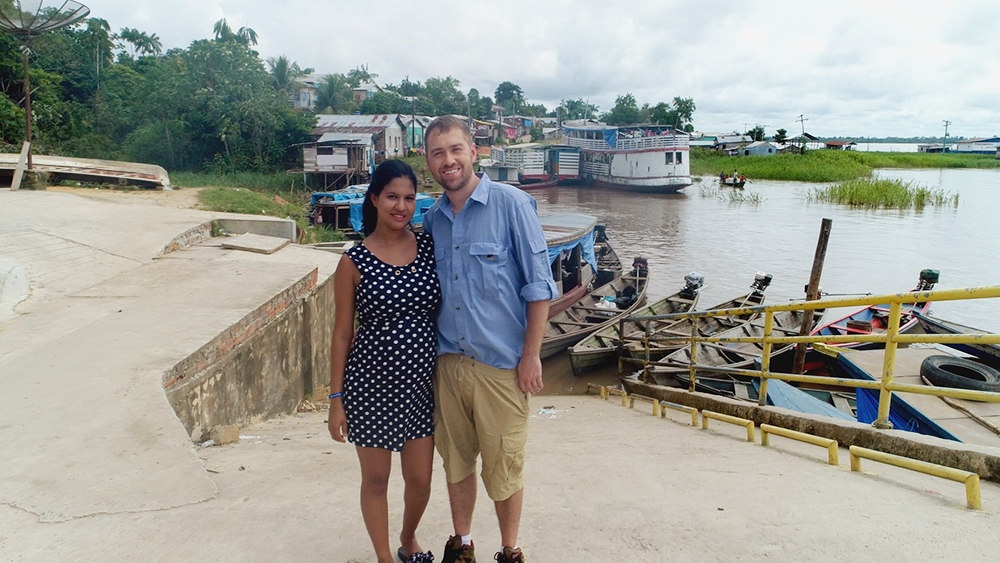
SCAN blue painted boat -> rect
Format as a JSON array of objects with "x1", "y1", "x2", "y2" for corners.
[
  {"x1": 835, "y1": 353, "x2": 961, "y2": 442},
  {"x1": 810, "y1": 269, "x2": 938, "y2": 350}
]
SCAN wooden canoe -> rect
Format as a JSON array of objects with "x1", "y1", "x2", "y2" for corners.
[
  {"x1": 623, "y1": 291, "x2": 767, "y2": 361},
  {"x1": 914, "y1": 312, "x2": 1000, "y2": 368},
  {"x1": 541, "y1": 271, "x2": 649, "y2": 359},
  {"x1": 645, "y1": 308, "x2": 823, "y2": 381},
  {"x1": 568, "y1": 283, "x2": 699, "y2": 376}
]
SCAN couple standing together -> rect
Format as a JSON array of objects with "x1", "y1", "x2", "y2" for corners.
[{"x1": 328, "y1": 115, "x2": 557, "y2": 563}]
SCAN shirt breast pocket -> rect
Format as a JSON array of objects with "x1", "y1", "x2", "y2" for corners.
[{"x1": 469, "y1": 242, "x2": 508, "y2": 298}]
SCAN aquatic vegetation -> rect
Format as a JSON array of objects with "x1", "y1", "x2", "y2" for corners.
[
  {"x1": 720, "y1": 189, "x2": 763, "y2": 205},
  {"x1": 691, "y1": 148, "x2": 1000, "y2": 183},
  {"x1": 807, "y1": 177, "x2": 959, "y2": 210},
  {"x1": 698, "y1": 184, "x2": 762, "y2": 205}
]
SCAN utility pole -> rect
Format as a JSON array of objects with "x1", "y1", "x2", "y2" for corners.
[
  {"x1": 942, "y1": 120, "x2": 951, "y2": 155},
  {"x1": 796, "y1": 114, "x2": 809, "y2": 151}
]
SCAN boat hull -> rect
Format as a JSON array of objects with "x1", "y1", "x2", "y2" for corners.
[{"x1": 592, "y1": 176, "x2": 692, "y2": 194}]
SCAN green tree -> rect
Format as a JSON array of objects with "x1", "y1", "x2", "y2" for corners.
[
  {"x1": 773, "y1": 128, "x2": 788, "y2": 144},
  {"x1": 315, "y1": 73, "x2": 354, "y2": 113},
  {"x1": 559, "y1": 98, "x2": 598, "y2": 120},
  {"x1": 347, "y1": 64, "x2": 377, "y2": 87},
  {"x1": 213, "y1": 18, "x2": 258, "y2": 46},
  {"x1": 604, "y1": 93, "x2": 640, "y2": 125},
  {"x1": 745, "y1": 125, "x2": 765, "y2": 142},
  {"x1": 360, "y1": 91, "x2": 404, "y2": 114},
  {"x1": 494, "y1": 81, "x2": 524, "y2": 114},
  {"x1": 267, "y1": 55, "x2": 311, "y2": 95},
  {"x1": 422, "y1": 75, "x2": 464, "y2": 116}
]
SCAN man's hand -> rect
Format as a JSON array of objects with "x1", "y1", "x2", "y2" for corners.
[
  {"x1": 328, "y1": 403, "x2": 348, "y2": 443},
  {"x1": 517, "y1": 353, "x2": 544, "y2": 395}
]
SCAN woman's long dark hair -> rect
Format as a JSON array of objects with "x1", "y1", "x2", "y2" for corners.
[{"x1": 361, "y1": 160, "x2": 418, "y2": 236}]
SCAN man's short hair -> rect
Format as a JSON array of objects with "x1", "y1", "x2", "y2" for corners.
[{"x1": 424, "y1": 115, "x2": 474, "y2": 147}]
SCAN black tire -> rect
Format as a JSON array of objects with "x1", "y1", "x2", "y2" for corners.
[{"x1": 920, "y1": 355, "x2": 1000, "y2": 393}]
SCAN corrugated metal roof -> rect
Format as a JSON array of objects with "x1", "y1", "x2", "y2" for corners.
[
  {"x1": 313, "y1": 114, "x2": 403, "y2": 135},
  {"x1": 318, "y1": 133, "x2": 373, "y2": 144}
]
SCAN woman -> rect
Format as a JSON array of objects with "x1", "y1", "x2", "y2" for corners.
[{"x1": 328, "y1": 160, "x2": 440, "y2": 563}]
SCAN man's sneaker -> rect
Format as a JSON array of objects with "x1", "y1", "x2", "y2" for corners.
[
  {"x1": 493, "y1": 547, "x2": 524, "y2": 562},
  {"x1": 441, "y1": 535, "x2": 475, "y2": 563}
]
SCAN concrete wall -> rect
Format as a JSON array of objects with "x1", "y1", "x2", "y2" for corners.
[
  {"x1": 165, "y1": 271, "x2": 335, "y2": 441},
  {"x1": 215, "y1": 217, "x2": 297, "y2": 242}
]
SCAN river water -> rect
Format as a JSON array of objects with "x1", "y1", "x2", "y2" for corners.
[{"x1": 534, "y1": 168, "x2": 1000, "y2": 393}]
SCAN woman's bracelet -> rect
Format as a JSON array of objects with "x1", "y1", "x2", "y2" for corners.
[{"x1": 328, "y1": 392, "x2": 343, "y2": 400}]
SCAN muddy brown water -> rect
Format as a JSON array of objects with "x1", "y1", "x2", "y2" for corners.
[{"x1": 534, "y1": 168, "x2": 1000, "y2": 394}]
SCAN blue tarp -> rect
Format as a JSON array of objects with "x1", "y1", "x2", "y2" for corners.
[
  {"x1": 547, "y1": 228, "x2": 597, "y2": 274},
  {"x1": 752, "y1": 379, "x2": 855, "y2": 421},
  {"x1": 603, "y1": 129, "x2": 618, "y2": 148}
]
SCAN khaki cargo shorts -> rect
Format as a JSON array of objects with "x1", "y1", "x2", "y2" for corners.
[{"x1": 434, "y1": 353, "x2": 529, "y2": 501}]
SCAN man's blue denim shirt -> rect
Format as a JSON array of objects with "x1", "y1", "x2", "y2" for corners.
[{"x1": 423, "y1": 173, "x2": 558, "y2": 370}]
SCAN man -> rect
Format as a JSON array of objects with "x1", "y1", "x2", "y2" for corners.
[{"x1": 422, "y1": 115, "x2": 556, "y2": 563}]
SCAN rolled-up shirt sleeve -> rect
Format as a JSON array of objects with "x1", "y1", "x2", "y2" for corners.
[{"x1": 512, "y1": 199, "x2": 558, "y2": 302}]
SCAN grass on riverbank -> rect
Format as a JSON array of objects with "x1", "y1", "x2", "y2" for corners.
[
  {"x1": 807, "y1": 177, "x2": 959, "y2": 210},
  {"x1": 198, "y1": 186, "x2": 345, "y2": 243},
  {"x1": 691, "y1": 148, "x2": 1000, "y2": 183}
]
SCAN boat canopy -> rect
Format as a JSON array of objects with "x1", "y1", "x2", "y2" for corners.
[{"x1": 539, "y1": 214, "x2": 598, "y2": 273}]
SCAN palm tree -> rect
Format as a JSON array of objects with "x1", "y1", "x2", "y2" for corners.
[
  {"x1": 83, "y1": 18, "x2": 113, "y2": 84},
  {"x1": 268, "y1": 56, "x2": 309, "y2": 94},
  {"x1": 118, "y1": 27, "x2": 141, "y2": 59},
  {"x1": 315, "y1": 74, "x2": 352, "y2": 114},
  {"x1": 213, "y1": 18, "x2": 258, "y2": 46},
  {"x1": 137, "y1": 32, "x2": 162, "y2": 56},
  {"x1": 213, "y1": 18, "x2": 236, "y2": 42},
  {"x1": 236, "y1": 26, "x2": 258, "y2": 47}
]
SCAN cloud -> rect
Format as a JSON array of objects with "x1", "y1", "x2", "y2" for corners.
[{"x1": 79, "y1": 0, "x2": 1000, "y2": 137}]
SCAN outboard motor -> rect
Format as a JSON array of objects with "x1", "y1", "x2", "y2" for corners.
[
  {"x1": 749, "y1": 272, "x2": 773, "y2": 304},
  {"x1": 594, "y1": 224, "x2": 609, "y2": 243},
  {"x1": 631, "y1": 256, "x2": 649, "y2": 278},
  {"x1": 680, "y1": 271, "x2": 705, "y2": 300},
  {"x1": 916, "y1": 269, "x2": 939, "y2": 291}
]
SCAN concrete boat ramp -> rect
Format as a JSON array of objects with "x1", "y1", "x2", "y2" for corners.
[{"x1": 3, "y1": 189, "x2": 1000, "y2": 561}]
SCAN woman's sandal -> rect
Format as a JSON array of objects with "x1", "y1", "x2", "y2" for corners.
[{"x1": 397, "y1": 546, "x2": 434, "y2": 563}]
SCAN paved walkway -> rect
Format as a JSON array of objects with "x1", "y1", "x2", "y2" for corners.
[{"x1": 4, "y1": 395, "x2": 999, "y2": 562}]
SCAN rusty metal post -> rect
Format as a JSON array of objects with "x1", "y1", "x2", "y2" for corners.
[{"x1": 792, "y1": 218, "x2": 833, "y2": 374}]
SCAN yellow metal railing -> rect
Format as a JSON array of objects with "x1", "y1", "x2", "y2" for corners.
[{"x1": 621, "y1": 285, "x2": 1000, "y2": 429}]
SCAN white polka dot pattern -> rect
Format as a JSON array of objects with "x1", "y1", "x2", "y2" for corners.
[{"x1": 342, "y1": 232, "x2": 441, "y2": 451}]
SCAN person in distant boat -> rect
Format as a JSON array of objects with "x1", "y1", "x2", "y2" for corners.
[
  {"x1": 328, "y1": 159, "x2": 441, "y2": 563},
  {"x1": 423, "y1": 115, "x2": 557, "y2": 563}
]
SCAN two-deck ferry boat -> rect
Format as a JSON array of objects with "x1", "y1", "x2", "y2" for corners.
[{"x1": 562, "y1": 120, "x2": 692, "y2": 193}]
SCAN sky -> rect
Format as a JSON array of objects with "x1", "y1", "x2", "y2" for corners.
[{"x1": 80, "y1": 0, "x2": 1000, "y2": 138}]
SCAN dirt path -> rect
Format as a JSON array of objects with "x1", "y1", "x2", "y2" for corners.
[{"x1": 46, "y1": 185, "x2": 205, "y2": 210}]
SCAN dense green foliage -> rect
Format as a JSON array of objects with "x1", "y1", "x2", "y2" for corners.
[
  {"x1": 0, "y1": 18, "x2": 315, "y2": 172},
  {"x1": 807, "y1": 177, "x2": 959, "y2": 210},
  {"x1": 691, "y1": 148, "x2": 1000, "y2": 182},
  {"x1": 603, "y1": 93, "x2": 695, "y2": 130}
]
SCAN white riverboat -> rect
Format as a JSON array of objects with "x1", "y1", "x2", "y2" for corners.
[{"x1": 562, "y1": 120, "x2": 692, "y2": 193}]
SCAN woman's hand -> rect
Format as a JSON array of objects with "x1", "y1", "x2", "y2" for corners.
[{"x1": 328, "y1": 402, "x2": 348, "y2": 443}]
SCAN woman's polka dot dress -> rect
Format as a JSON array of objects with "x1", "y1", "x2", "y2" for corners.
[{"x1": 342, "y1": 232, "x2": 441, "y2": 451}]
